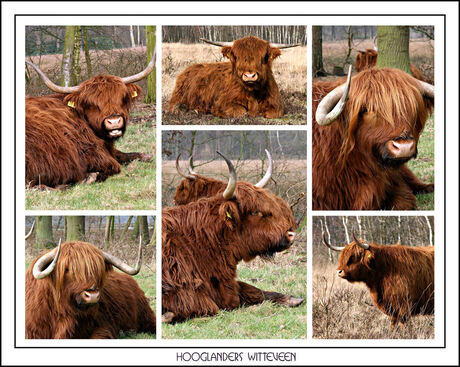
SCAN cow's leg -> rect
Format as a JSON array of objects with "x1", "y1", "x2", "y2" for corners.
[
  {"x1": 89, "y1": 327, "x2": 116, "y2": 339},
  {"x1": 238, "y1": 281, "x2": 304, "y2": 307},
  {"x1": 112, "y1": 148, "x2": 153, "y2": 164},
  {"x1": 384, "y1": 180, "x2": 418, "y2": 210},
  {"x1": 212, "y1": 100, "x2": 248, "y2": 118},
  {"x1": 400, "y1": 164, "x2": 434, "y2": 194}
]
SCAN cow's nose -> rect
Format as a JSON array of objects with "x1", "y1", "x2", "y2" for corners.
[
  {"x1": 387, "y1": 139, "x2": 416, "y2": 158},
  {"x1": 337, "y1": 269, "x2": 343, "y2": 277},
  {"x1": 286, "y1": 231, "x2": 296, "y2": 243},
  {"x1": 243, "y1": 72, "x2": 258, "y2": 82},
  {"x1": 81, "y1": 290, "x2": 100, "y2": 304},
  {"x1": 105, "y1": 116, "x2": 123, "y2": 128}
]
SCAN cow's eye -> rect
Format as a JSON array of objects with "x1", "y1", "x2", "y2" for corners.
[
  {"x1": 347, "y1": 256, "x2": 354, "y2": 265},
  {"x1": 263, "y1": 53, "x2": 269, "y2": 64},
  {"x1": 250, "y1": 211, "x2": 263, "y2": 217}
]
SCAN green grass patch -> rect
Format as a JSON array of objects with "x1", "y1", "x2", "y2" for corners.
[
  {"x1": 408, "y1": 114, "x2": 434, "y2": 210},
  {"x1": 162, "y1": 243, "x2": 306, "y2": 339},
  {"x1": 25, "y1": 121, "x2": 156, "y2": 210}
]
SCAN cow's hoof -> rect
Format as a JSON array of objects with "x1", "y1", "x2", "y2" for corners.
[
  {"x1": 82, "y1": 172, "x2": 99, "y2": 184},
  {"x1": 285, "y1": 297, "x2": 304, "y2": 307},
  {"x1": 139, "y1": 153, "x2": 154, "y2": 162},
  {"x1": 162, "y1": 312, "x2": 175, "y2": 323}
]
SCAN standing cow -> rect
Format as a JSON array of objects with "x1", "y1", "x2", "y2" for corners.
[
  {"x1": 25, "y1": 50, "x2": 155, "y2": 188},
  {"x1": 26, "y1": 239, "x2": 156, "y2": 338},
  {"x1": 313, "y1": 66, "x2": 434, "y2": 210},
  {"x1": 162, "y1": 152, "x2": 303, "y2": 323},
  {"x1": 168, "y1": 36, "x2": 299, "y2": 118},
  {"x1": 322, "y1": 232, "x2": 434, "y2": 328}
]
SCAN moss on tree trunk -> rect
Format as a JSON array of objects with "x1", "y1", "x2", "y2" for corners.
[{"x1": 376, "y1": 26, "x2": 412, "y2": 75}]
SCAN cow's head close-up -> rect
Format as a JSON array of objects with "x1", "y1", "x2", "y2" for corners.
[
  {"x1": 322, "y1": 232, "x2": 375, "y2": 283},
  {"x1": 220, "y1": 36, "x2": 281, "y2": 91},
  {"x1": 26, "y1": 50, "x2": 155, "y2": 141},
  {"x1": 207, "y1": 152, "x2": 296, "y2": 262},
  {"x1": 315, "y1": 67, "x2": 434, "y2": 169},
  {"x1": 31, "y1": 240, "x2": 142, "y2": 310}
]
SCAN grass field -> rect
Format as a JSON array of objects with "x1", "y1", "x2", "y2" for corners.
[
  {"x1": 162, "y1": 43, "x2": 307, "y2": 125},
  {"x1": 162, "y1": 232, "x2": 307, "y2": 339},
  {"x1": 409, "y1": 114, "x2": 435, "y2": 210},
  {"x1": 312, "y1": 262, "x2": 434, "y2": 339},
  {"x1": 25, "y1": 106, "x2": 156, "y2": 210}
]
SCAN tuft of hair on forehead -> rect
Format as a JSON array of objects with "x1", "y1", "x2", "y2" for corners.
[{"x1": 53, "y1": 241, "x2": 110, "y2": 294}]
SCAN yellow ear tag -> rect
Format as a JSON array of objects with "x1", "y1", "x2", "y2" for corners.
[
  {"x1": 226, "y1": 210, "x2": 232, "y2": 219},
  {"x1": 131, "y1": 91, "x2": 138, "y2": 98},
  {"x1": 67, "y1": 101, "x2": 75, "y2": 108},
  {"x1": 368, "y1": 254, "x2": 372, "y2": 258}
]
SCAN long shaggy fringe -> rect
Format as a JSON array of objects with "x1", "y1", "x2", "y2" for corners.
[{"x1": 25, "y1": 241, "x2": 155, "y2": 339}]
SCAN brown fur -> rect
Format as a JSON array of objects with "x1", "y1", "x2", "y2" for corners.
[
  {"x1": 336, "y1": 240, "x2": 434, "y2": 327},
  {"x1": 26, "y1": 74, "x2": 146, "y2": 188},
  {"x1": 312, "y1": 68, "x2": 434, "y2": 210},
  {"x1": 174, "y1": 175, "x2": 296, "y2": 229},
  {"x1": 355, "y1": 49, "x2": 426, "y2": 81},
  {"x1": 25, "y1": 241, "x2": 156, "y2": 338},
  {"x1": 162, "y1": 184, "x2": 298, "y2": 322},
  {"x1": 168, "y1": 36, "x2": 283, "y2": 118}
]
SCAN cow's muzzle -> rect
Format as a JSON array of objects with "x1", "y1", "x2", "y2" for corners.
[
  {"x1": 336, "y1": 269, "x2": 346, "y2": 278},
  {"x1": 104, "y1": 116, "x2": 124, "y2": 138},
  {"x1": 386, "y1": 139, "x2": 416, "y2": 159},
  {"x1": 77, "y1": 289, "x2": 100, "y2": 305},
  {"x1": 242, "y1": 72, "x2": 259, "y2": 83}
]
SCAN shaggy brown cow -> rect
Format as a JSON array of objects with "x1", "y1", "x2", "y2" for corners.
[
  {"x1": 323, "y1": 232, "x2": 434, "y2": 328},
  {"x1": 162, "y1": 152, "x2": 303, "y2": 323},
  {"x1": 25, "y1": 50, "x2": 155, "y2": 188},
  {"x1": 313, "y1": 67, "x2": 434, "y2": 210},
  {"x1": 168, "y1": 36, "x2": 298, "y2": 118},
  {"x1": 354, "y1": 48, "x2": 426, "y2": 81},
  {"x1": 26, "y1": 240, "x2": 156, "y2": 338}
]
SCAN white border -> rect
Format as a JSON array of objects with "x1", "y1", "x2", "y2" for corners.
[{"x1": 2, "y1": 1, "x2": 458, "y2": 365}]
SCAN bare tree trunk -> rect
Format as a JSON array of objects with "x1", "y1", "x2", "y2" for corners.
[
  {"x1": 82, "y1": 26, "x2": 92, "y2": 78},
  {"x1": 120, "y1": 216, "x2": 134, "y2": 241},
  {"x1": 65, "y1": 216, "x2": 85, "y2": 242},
  {"x1": 376, "y1": 26, "x2": 412, "y2": 74},
  {"x1": 129, "y1": 25, "x2": 136, "y2": 48},
  {"x1": 35, "y1": 216, "x2": 55, "y2": 249},
  {"x1": 145, "y1": 26, "x2": 156, "y2": 104},
  {"x1": 61, "y1": 25, "x2": 76, "y2": 86},
  {"x1": 312, "y1": 26, "x2": 326, "y2": 76}
]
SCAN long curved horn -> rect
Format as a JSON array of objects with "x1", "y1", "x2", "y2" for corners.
[
  {"x1": 26, "y1": 60, "x2": 80, "y2": 94},
  {"x1": 352, "y1": 231, "x2": 369, "y2": 250},
  {"x1": 199, "y1": 38, "x2": 232, "y2": 47},
  {"x1": 175, "y1": 154, "x2": 195, "y2": 180},
  {"x1": 102, "y1": 235, "x2": 142, "y2": 275},
  {"x1": 254, "y1": 150, "x2": 273, "y2": 188},
  {"x1": 25, "y1": 220, "x2": 36, "y2": 240},
  {"x1": 322, "y1": 233, "x2": 345, "y2": 251},
  {"x1": 373, "y1": 35, "x2": 378, "y2": 51},
  {"x1": 188, "y1": 156, "x2": 198, "y2": 176},
  {"x1": 315, "y1": 65, "x2": 352, "y2": 126},
  {"x1": 120, "y1": 47, "x2": 156, "y2": 84},
  {"x1": 417, "y1": 80, "x2": 434, "y2": 99},
  {"x1": 33, "y1": 239, "x2": 62, "y2": 279},
  {"x1": 270, "y1": 43, "x2": 301, "y2": 49},
  {"x1": 216, "y1": 151, "x2": 237, "y2": 199}
]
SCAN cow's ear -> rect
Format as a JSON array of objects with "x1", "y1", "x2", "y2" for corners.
[
  {"x1": 222, "y1": 46, "x2": 234, "y2": 62},
  {"x1": 63, "y1": 92, "x2": 84, "y2": 115},
  {"x1": 364, "y1": 251, "x2": 375, "y2": 269},
  {"x1": 126, "y1": 84, "x2": 142, "y2": 102},
  {"x1": 218, "y1": 201, "x2": 240, "y2": 229},
  {"x1": 269, "y1": 47, "x2": 281, "y2": 61}
]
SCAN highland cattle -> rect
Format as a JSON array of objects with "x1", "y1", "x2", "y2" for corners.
[
  {"x1": 168, "y1": 36, "x2": 299, "y2": 118},
  {"x1": 312, "y1": 66, "x2": 434, "y2": 210},
  {"x1": 162, "y1": 152, "x2": 303, "y2": 323},
  {"x1": 25, "y1": 50, "x2": 155, "y2": 188},
  {"x1": 322, "y1": 232, "x2": 434, "y2": 328},
  {"x1": 26, "y1": 239, "x2": 156, "y2": 338}
]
